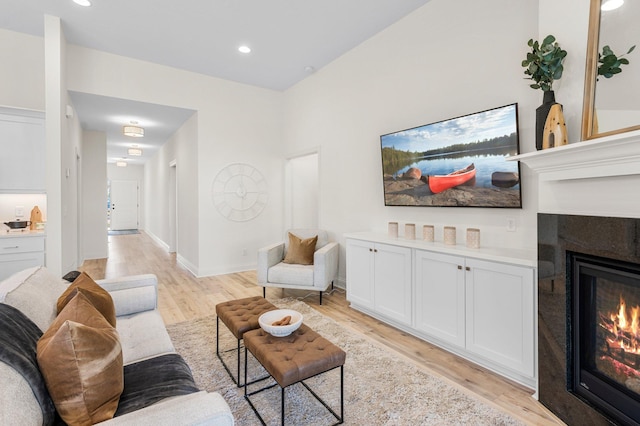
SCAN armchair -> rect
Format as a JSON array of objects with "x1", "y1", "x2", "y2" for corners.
[{"x1": 257, "y1": 229, "x2": 339, "y2": 304}]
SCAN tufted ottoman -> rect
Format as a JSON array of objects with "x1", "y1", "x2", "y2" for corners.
[
  {"x1": 243, "y1": 324, "x2": 346, "y2": 425},
  {"x1": 215, "y1": 296, "x2": 276, "y2": 386}
]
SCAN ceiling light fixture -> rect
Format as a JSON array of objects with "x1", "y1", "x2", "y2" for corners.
[
  {"x1": 601, "y1": 0, "x2": 623, "y2": 11},
  {"x1": 238, "y1": 45, "x2": 252, "y2": 54},
  {"x1": 116, "y1": 161, "x2": 127, "y2": 167},
  {"x1": 73, "y1": 0, "x2": 92, "y2": 6},
  {"x1": 123, "y1": 123, "x2": 144, "y2": 137},
  {"x1": 128, "y1": 147, "x2": 143, "y2": 156}
]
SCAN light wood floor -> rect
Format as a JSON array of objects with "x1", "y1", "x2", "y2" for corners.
[{"x1": 80, "y1": 231, "x2": 563, "y2": 425}]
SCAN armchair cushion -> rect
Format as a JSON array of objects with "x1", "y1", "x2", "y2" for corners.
[
  {"x1": 283, "y1": 232, "x2": 317, "y2": 265},
  {"x1": 268, "y1": 263, "x2": 315, "y2": 287}
]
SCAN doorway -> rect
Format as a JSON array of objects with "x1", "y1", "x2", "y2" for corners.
[
  {"x1": 109, "y1": 180, "x2": 139, "y2": 230},
  {"x1": 285, "y1": 152, "x2": 319, "y2": 229},
  {"x1": 168, "y1": 160, "x2": 177, "y2": 253}
]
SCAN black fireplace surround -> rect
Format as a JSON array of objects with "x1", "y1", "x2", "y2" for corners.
[{"x1": 538, "y1": 214, "x2": 640, "y2": 426}]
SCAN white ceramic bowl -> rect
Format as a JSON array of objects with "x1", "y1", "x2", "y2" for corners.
[{"x1": 259, "y1": 309, "x2": 303, "y2": 337}]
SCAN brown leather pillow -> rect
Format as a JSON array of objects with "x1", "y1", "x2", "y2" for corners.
[
  {"x1": 37, "y1": 292, "x2": 123, "y2": 426},
  {"x1": 283, "y1": 233, "x2": 318, "y2": 265},
  {"x1": 57, "y1": 271, "x2": 116, "y2": 327}
]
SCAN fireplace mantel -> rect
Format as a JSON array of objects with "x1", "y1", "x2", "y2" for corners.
[{"x1": 509, "y1": 130, "x2": 640, "y2": 182}]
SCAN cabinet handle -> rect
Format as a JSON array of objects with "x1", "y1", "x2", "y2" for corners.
[
  {"x1": 369, "y1": 248, "x2": 373, "y2": 252},
  {"x1": 466, "y1": 266, "x2": 471, "y2": 271},
  {"x1": 374, "y1": 249, "x2": 378, "y2": 253},
  {"x1": 3, "y1": 246, "x2": 19, "y2": 249},
  {"x1": 457, "y1": 265, "x2": 462, "y2": 270}
]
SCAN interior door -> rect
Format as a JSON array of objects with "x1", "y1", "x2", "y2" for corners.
[
  {"x1": 286, "y1": 152, "x2": 319, "y2": 229},
  {"x1": 110, "y1": 180, "x2": 138, "y2": 230}
]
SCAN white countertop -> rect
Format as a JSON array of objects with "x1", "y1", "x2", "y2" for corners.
[
  {"x1": 344, "y1": 231, "x2": 537, "y2": 268},
  {"x1": 0, "y1": 228, "x2": 45, "y2": 238}
]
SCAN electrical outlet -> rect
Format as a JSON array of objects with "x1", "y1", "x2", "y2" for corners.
[
  {"x1": 506, "y1": 217, "x2": 516, "y2": 232},
  {"x1": 15, "y1": 206, "x2": 25, "y2": 217}
]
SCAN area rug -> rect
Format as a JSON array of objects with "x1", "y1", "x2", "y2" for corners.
[
  {"x1": 108, "y1": 229, "x2": 140, "y2": 235},
  {"x1": 166, "y1": 298, "x2": 524, "y2": 425}
]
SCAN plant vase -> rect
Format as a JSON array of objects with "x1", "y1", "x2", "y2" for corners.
[{"x1": 535, "y1": 91, "x2": 558, "y2": 150}]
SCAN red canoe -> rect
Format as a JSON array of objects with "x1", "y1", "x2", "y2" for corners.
[{"x1": 428, "y1": 163, "x2": 476, "y2": 194}]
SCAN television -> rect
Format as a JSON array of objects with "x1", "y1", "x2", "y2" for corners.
[{"x1": 380, "y1": 103, "x2": 522, "y2": 208}]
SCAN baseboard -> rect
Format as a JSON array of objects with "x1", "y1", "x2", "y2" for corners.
[
  {"x1": 145, "y1": 230, "x2": 170, "y2": 252},
  {"x1": 176, "y1": 254, "x2": 199, "y2": 277},
  {"x1": 196, "y1": 262, "x2": 257, "y2": 278}
]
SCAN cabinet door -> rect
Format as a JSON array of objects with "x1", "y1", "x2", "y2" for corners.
[
  {"x1": 0, "y1": 111, "x2": 45, "y2": 193},
  {"x1": 373, "y1": 243, "x2": 412, "y2": 326},
  {"x1": 465, "y1": 258, "x2": 535, "y2": 377},
  {"x1": 346, "y1": 239, "x2": 375, "y2": 309},
  {"x1": 414, "y1": 250, "x2": 465, "y2": 347}
]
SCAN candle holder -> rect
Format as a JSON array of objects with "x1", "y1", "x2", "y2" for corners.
[
  {"x1": 423, "y1": 225, "x2": 434, "y2": 242},
  {"x1": 466, "y1": 228, "x2": 480, "y2": 249},
  {"x1": 388, "y1": 222, "x2": 398, "y2": 238},
  {"x1": 444, "y1": 226, "x2": 456, "y2": 245},
  {"x1": 405, "y1": 223, "x2": 416, "y2": 240}
]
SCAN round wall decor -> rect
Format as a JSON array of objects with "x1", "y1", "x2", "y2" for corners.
[{"x1": 211, "y1": 163, "x2": 268, "y2": 222}]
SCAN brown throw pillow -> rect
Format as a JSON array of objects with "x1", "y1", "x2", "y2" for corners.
[
  {"x1": 283, "y1": 232, "x2": 318, "y2": 265},
  {"x1": 57, "y1": 271, "x2": 116, "y2": 327},
  {"x1": 37, "y1": 292, "x2": 123, "y2": 426}
]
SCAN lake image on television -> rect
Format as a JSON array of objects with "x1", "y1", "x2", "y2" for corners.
[{"x1": 380, "y1": 104, "x2": 522, "y2": 208}]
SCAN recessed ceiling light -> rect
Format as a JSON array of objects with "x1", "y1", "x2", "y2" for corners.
[
  {"x1": 73, "y1": 0, "x2": 92, "y2": 6},
  {"x1": 601, "y1": 0, "x2": 623, "y2": 11},
  {"x1": 238, "y1": 45, "x2": 252, "y2": 54}
]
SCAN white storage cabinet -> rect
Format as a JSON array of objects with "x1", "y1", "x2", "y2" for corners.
[
  {"x1": 345, "y1": 232, "x2": 537, "y2": 388},
  {"x1": 346, "y1": 239, "x2": 412, "y2": 326},
  {"x1": 0, "y1": 234, "x2": 45, "y2": 280}
]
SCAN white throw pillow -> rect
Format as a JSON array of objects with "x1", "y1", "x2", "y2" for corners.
[{"x1": 3, "y1": 267, "x2": 69, "y2": 332}]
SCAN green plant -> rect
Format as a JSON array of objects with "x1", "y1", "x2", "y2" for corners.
[
  {"x1": 521, "y1": 35, "x2": 568, "y2": 91},
  {"x1": 598, "y1": 44, "x2": 636, "y2": 79}
]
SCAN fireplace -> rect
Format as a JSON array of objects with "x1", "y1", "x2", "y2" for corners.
[
  {"x1": 570, "y1": 251, "x2": 640, "y2": 425},
  {"x1": 538, "y1": 214, "x2": 640, "y2": 426}
]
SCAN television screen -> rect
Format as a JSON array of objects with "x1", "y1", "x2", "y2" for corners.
[{"x1": 380, "y1": 103, "x2": 522, "y2": 208}]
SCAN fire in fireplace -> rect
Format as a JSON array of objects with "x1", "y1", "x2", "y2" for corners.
[{"x1": 570, "y1": 251, "x2": 640, "y2": 426}]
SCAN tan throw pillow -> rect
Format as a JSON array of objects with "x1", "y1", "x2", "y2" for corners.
[
  {"x1": 37, "y1": 292, "x2": 123, "y2": 426},
  {"x1": 283, "y1": 232, "x2": 318, "y2": 265},
  {"x1": 57, "y1": 272, "x2": 116, "y2": 327}
]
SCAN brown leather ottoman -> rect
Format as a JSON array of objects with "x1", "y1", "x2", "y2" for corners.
[
  {"x1": 215, "y1": 296, "x2": 276, "y2": 386},
  {"x1": 244, "y1": 324, "x2": 346, "y2": 425}
]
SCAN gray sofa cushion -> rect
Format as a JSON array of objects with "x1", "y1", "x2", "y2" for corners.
[{"x1": 0, "y1": 303, "x2": 57, "y2": 425}]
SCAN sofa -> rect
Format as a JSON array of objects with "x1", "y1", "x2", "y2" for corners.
[{"x1": 0, "y1": 266, "x2": 234, "y2": 425}]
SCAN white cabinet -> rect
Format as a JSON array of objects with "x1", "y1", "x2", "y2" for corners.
[
  {"x1": 346, "y1": 239, "x2": 375, "y2": 309},
  {"x1": 414, "y1": 250, "x2": 465, "y2": 347},
  {"x1": 0, "y1": 108, "x2": 46, "y2": 193},
  {"x1": 346, "y1": 240, "x2": 412, "y2": 326},
  {"x1": 345, "y1": 232, "x2": 537, "y2": 388},
  {"x1": 0, "y1": 234, "x2": 45, "y2": 280},
  {"x1": 465, "y1": 258, "x2": 535, "y2": 377}
]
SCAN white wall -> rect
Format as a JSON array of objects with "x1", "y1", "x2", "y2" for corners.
[
  {"x1": 82, "y1": 130, "x2": 107, "y2": 260},
  {"x1": 0, "y1": 0, "x2": 602, "y2": 281},
  {"x1": 283, "y1": 0, "x2": 541, "y2": 282},
  {"x1": 65, "y1": 46, "x2": 284, "y2": 276},
  {"x1": 0, "y1": 29, "x2": 44, "y2": 111},
  {"x1": 143, "y1": 113, "x2": 195, "y2": 259}
]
